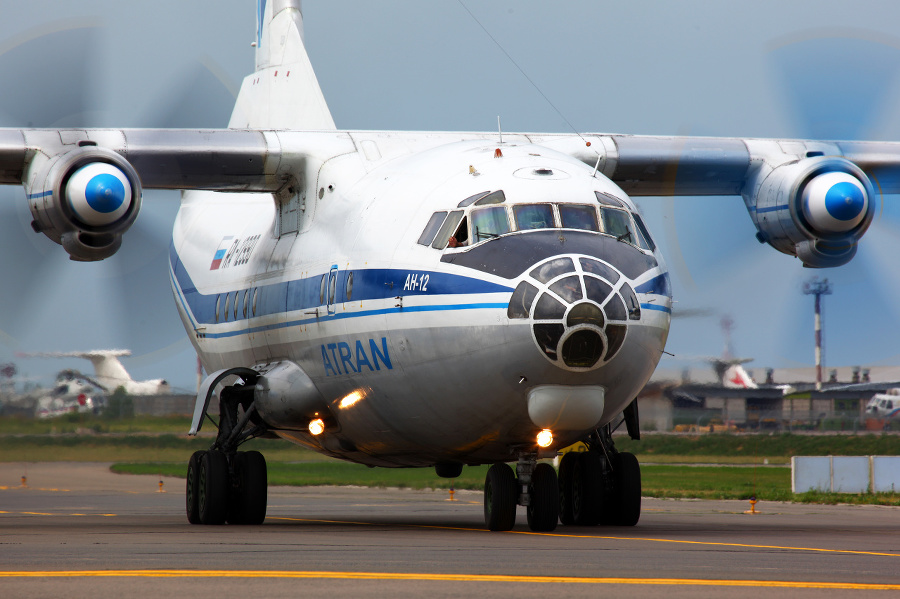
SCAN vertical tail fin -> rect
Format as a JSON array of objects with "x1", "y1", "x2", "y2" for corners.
[{"x1": 229, "y1": 0, "x2": 335, "y2": 130}]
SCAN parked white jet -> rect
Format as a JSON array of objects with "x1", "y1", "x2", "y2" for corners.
[
  {"x1": 17, "y1": 350, "x2": 169, "y2": 395},
  {"x1": 0, "y1": 1, "x2": 892, "y2": 531}
]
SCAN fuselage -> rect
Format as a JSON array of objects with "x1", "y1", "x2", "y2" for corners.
[{"x1": 169, "y1": 137, "x2": 672, "y2": 467}]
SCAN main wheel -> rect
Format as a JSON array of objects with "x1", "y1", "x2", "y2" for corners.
[
  {"x1": 527, "y1": 463, "x2": 559, "y2": 532},
  {"x1": 198, "y1": 449, "x2": 229, "y2": 525},
  {"x1": 610, "y1": 452, "x2": 641, "y2": 526},
  {"x1": 228, "y1": 450, "x2": 267, "y2": 525},
  {"x1": 572, "y1": 452, "x2": 602, "y2": 525},
  {"x1": 484, "y1": 463, "x2": 517, "y2": 531},
  {"x1": 557, "y1": 452, "x2": 578, "y2": 525},
  {"x1": 185, "y1": 450, "x2": 206, "y2": 524}
]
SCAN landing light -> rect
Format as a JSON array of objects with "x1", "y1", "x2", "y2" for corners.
[
  {"x1": 536, "y1": 429, "x2": 553, "y2": 448},
  {"x1": 308, "y1": 418, "x2": 325, "y2": 436}
]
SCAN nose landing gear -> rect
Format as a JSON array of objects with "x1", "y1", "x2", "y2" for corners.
[{"x1": 483, "y1": 413, "x2": 642, "y2": 531}]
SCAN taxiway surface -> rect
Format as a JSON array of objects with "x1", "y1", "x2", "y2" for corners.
[{"x1": 1, "y1": 462, "x2": 899, "y2": 598}]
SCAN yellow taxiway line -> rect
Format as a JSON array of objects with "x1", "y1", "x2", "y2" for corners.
[
  {"x1": 270, "y1": 517, "x2": 900, "y2": 560},
  {"x1": 0, "y1": 570, "x2": 897, "y2": 590}
]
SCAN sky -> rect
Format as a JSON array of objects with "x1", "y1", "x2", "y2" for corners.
[{"x1": 1, "y1": 0, "x2": 899, "y2": 391}]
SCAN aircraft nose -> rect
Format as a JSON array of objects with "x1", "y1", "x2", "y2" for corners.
[{"x1": 507, "y1": 254, "x2": 641, "y2": 371}]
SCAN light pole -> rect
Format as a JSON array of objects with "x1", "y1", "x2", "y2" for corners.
[{"x1": 803, "y1": 278, "x2": 832, "y2": 391}]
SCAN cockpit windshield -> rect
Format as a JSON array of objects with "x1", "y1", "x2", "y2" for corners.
[{"x1": 418, "y1": 190, "x2": 656, "y2": 252}]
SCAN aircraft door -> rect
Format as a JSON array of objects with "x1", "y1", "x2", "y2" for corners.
[{"x1": 326, "y1": 264, "x2": 338, "y2": 315}]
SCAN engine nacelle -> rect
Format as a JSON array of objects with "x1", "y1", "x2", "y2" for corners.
[
  {"x1": 26, "y1": 146, "x2": 142, "y2": 261},
  {"x1": 743, "y1": 156, "x2": 875, "y2": 268}
]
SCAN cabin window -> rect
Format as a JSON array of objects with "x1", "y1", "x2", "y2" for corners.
[
  {"x1": 346, "y1": 271, "x2": 354, "y2": 300},
  {"x1": 242, "y1": 289, "x2": 249, "y2": 318},
  {"x1": 559, "y1": 204, "x2": 599, "y2": 231},
  {"x1": 513, "y1": 204, "x2": 554, "y2": 230},
  {"x1": 233, "y1": 291, "x2": 239, "y2": 320},
  {"x1": 432, "y1": 210, "x2": 464, "y2": 249},
  {"x1": 215, "y1": 295, "x2": 221, "y2": 323},
  {"x1": 224, "y1": 293, "x2": 231, "y2": 322},
  {"x1": 320, "y1": 274, "x2": 327, "y2": 304},
  {"x1": 418, "y1": 211, "x2": 447, "y2": 246},
  {"x1": 471, "y1": 206, "x2": 511, "y2": 242},
  {"x1": 252, "y1": 288, "x2": 258, "y2": 316},
  {"x1": 329, "y1": 273, "x2": 336, "y2": 304}
]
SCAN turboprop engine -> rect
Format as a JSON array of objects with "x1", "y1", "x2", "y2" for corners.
[
  {"x1": 25, "y1": 146, "x2": 142, "y2": 261},
  {"x1": 743, "y1": 156, "x2": 875, "y2": 268}
]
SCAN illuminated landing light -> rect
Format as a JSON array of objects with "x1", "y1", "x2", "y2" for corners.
[
  {"x1": 536, "y1": 429, "x2": 554, "y2": 448},
  {"x1": 339, "y1": 390, "x2": 363, "y2": 409},
  {"x1": 308, "y1": 418, "x2": 325, "y2": 436}
]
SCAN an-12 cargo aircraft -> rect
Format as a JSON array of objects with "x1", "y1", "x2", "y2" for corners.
[{"x1": 0, "y1": 0, "x2": 895, "y2": 531}]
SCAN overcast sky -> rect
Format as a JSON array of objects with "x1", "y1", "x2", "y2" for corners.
[{"x1": 1, "y1": 0, "x2": 899, "y2": 390}]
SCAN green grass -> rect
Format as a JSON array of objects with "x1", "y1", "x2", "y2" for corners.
[
  {"x1": 615, "y1": 432, "x2": 900, "y2": 459},
  {"x1": 0, "y1": 434, "x2": 326, "y2": 463},
  {"x1": 112, "y1": 460, "x2": 900, "y2": 505},
  {"x1": 0, "y1": 414, "x2": 193, "y2": 435}
]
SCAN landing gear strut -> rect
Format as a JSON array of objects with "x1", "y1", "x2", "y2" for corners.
[{"x1": 186, "y1": 373, "x2": 270, "y2": 525}]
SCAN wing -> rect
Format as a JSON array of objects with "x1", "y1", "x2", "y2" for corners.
[{"x1": 1, "y1": 127, "x2": 899, "y2": 266}]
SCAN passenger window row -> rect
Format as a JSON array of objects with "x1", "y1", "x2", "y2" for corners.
[{"x1": 215, "y1": 287, "x2": 259, "y2": 324}]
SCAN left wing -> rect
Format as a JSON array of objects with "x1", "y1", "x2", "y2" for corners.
[{"x1": 1, "y1": 127, "x2": 898, "y2": 267}]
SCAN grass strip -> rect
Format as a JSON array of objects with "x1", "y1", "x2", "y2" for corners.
[{"x1": 112, "y1": 461, "x2": 900, "y2": 506}]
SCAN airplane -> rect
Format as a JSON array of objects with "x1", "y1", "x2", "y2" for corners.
[
  {"x1": 0, "y1": 0, "x2": 894, "y2": 532},
  {"x1": 16, "y1": 350, "x2": 170, "y2": 395}
]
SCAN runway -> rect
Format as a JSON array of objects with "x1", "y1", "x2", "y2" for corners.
[{"x1": 1, "y1": 463, "x2": 899, "y2": 598}]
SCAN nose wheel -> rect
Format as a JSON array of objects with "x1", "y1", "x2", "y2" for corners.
[{"x1": 483, "y1": 456, "x2": 560, "y2": 532}]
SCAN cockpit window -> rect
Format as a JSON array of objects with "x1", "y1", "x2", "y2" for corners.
[
  {"x1": 600, "y1": 208, "x2": 635, "y2": 243},
  {"x1": 632, "y1": 213, "x2": 657, "y2": 252},
  {"x1": 457, "y1": 191, "x2": 490, "y2": 208},
  {"x1": 474, "y1": 190, "x2": 506, "y2": 206},
  {"x1": 513, "y1": 204, "x2": 554, "y2": 230},
  {"x1": 471, "y1": 206, "x2": 511, "y2": 241},
  {"x1": 418, "y1": 211, "x2": 447, "y2": 246},
  {"x1": 559, "y1": 204, "x2": 599, "y2": 231},
  {"x1": 595, "y1": 191, "x2": 626, "y2": 207},
  {"x1": 432, "y1": 210, "x2": 464, "y2": 249}
]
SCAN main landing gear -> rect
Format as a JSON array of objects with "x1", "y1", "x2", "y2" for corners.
[
  {"x1": 186, "y1": 377, "x2": 269, "y2": 525},
  {"x1": 484, "y1": 421, "x2": 641, "y2": 531}
]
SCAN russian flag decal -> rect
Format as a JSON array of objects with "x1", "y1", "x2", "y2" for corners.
[{"x1": 210, "y1": 236, "x2": 235, "y2": 270}]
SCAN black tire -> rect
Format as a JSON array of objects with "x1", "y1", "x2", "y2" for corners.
[
  {"x1": 572, "y1": 452, "x2": 602, "y2": 525},
  {"x1": 527, "y1": 463, "x2": 559, "y2": 532},
  {"x1": 557, "y1": 452, "x2": 578, "y2": 525},
  {"x1": 611, "y1": 452, "x2": 641, "y2": 526},
  {"x1": 198, "y1": 450, "x2": 229, "y2": 525},
  {"x1": 186, "y1": 450, "x2": 206, "y2": 525},
  {"x1": 484, "y1": 463, "x2": 517, "y2": 531},
  {"x1": 228, "y1": 451, "x2": 267, "y2": 525}
]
